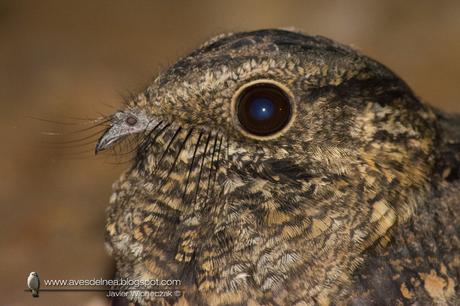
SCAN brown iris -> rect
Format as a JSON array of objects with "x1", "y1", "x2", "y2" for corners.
[{"x1": 236, "y1": 83, "x2": 292, "y2": 136}]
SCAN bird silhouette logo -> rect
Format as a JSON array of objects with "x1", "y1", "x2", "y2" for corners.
[{"x1": 27, "y1": 272, "x2": 40, "y2": 298}]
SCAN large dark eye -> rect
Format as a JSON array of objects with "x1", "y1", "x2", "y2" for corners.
[{"x1": 236, "y1": 82, "x2": 292, "y2": 136}]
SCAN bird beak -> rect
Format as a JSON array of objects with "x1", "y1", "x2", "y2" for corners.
[
  {"x1": 95, "y1": 112, "x2": 159, "y2": 155},
  {"x1": 95, "y1": 126, "x2": 118, "y2": 154}
]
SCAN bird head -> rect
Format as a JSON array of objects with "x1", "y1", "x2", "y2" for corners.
[{"x1": 101, "y1": 29, "x2": 438, "y2": 299}]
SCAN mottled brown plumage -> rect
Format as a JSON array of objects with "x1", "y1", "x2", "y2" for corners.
[{"x1": 96, "y1": 29, "x2": 460, "y2": 305}]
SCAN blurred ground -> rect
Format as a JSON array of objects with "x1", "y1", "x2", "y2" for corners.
[{"x1": 0, "y1": 0, "x2": 459, "y2": 305}]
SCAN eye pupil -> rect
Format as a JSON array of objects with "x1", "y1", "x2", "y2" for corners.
[
  {"x1": 236, "y1": 83, "x2": 292, "y2": 136},
  {"x1": 249, "y1": 97, "x2": 275, "y2": 121}
]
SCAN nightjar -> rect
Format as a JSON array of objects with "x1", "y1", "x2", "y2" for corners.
[{"x1": 95, "y1": 29, "x2": 460, "y2": 305}]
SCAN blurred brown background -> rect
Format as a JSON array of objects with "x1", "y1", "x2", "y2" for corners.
[{"x1": 0, "y1": 0, "x2": 459, "y2": 305}]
